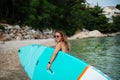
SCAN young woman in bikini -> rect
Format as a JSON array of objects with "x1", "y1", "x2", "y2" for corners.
[{"x1": 46, "y1": 30, "x2": 69, "y2": 70}]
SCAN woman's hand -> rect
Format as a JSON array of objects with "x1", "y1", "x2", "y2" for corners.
[{"x1": 46, "y1": 63, "x2": 51, "y2": 70}]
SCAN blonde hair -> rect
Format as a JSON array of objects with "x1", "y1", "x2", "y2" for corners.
[
  {"x1": 55, "y1": 30, "x2": 68, "y2": 43},
  {"x1": 54, "y1": 30, "x2": 70, "y2": 51}
]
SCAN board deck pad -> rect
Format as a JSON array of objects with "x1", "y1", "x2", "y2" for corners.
[{"x1": 18, "y1": 44, "x2": 111, "y2": 80}]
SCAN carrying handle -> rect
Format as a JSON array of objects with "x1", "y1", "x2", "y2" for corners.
[
  {"x1": 47, "y1": 68, "x2": 54, "y2": 75},
  {"x1": 36, "y1": 60, "x2": 54, "y2": 74}
]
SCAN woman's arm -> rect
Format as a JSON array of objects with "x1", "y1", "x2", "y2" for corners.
[{"x1": 46, "y1": 43, "x2": 61, "y2": 70}]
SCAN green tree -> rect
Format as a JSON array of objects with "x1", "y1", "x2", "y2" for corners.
[
  {"x1": 80, "y1": 6, "x2": 108, "y2": 32},
  {"x1": 0, "y1": 0, "x2": 112, "y2": 36},
  {"x1": 48, "y1": 0, "x2": 86, "y2": 36},
  {"x1": 116, "y1": 4, "x2": 120, "y2": 10},
  {"x1": 112, "y1": 16, "x2": 120, "y2": 32},
  {"x1": 0, "y1": 24, "x2": 5, "y2": 31},
  {"x1": 0, "y1": 0, "x2": 16, "y2": 23}
]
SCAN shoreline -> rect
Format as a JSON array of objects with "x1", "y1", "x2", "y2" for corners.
[
  {"x1": 69, "y1": 30, "x2": 120, "y2": 40},
  {"x1": 0, "y1": 39, "x2": 56, "y2": 55},
  {"x1": 0, "y1": 32, "x2": 120, "y2": 80},
  {"x1": 0, "y1": 32, "x2": 120, "y2": 53}
]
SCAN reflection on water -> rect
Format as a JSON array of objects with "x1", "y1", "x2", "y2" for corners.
[{"x1": 70, "y1": 36, "x2": 120, "y2": 80}]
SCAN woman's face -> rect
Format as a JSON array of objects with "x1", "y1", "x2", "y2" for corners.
[{"x1": 54, "y1": 32, "x2": 62, "y2": 43}]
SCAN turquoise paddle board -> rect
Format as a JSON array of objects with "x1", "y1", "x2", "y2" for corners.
[{"x1": 18, "y1": 44, "x2": 111, "y2": 80}]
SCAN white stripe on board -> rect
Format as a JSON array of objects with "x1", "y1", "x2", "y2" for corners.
[{"x1": 79, "y1": 66, "x2": 108, "y2": 80}]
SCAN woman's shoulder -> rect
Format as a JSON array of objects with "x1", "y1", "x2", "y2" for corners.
[
  {"x1": 56, "y1": 42, "x2": 64, "y2": 46},
  {"x1": 59, "y1": 42, "x2": 67, "y2": 46}
]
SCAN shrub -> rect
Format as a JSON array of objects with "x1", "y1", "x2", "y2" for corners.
[{"x1": 0, "y1": 24, "x2": 5, "y2": 31}]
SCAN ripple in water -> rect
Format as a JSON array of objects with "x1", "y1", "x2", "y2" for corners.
[{"x1": 70, "y1": 36, "x2": 120, "y2": 80}]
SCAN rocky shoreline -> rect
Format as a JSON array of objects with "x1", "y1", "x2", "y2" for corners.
[
  {"x1": 0, "y1": 24, "x2": 54, "y2": 41},
  {"x1": 0, "y1": 24, "x2": 120, "y2": 42},
  {"x1": 69, "y1": 30, "x2": 120, "y2": 40}
]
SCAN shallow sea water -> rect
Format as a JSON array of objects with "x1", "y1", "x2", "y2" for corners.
[{"x1": 70, "y1": 36, "x2": 120, "y2": 80}]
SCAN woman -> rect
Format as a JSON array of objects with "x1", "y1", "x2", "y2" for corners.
[{"x1": 46, "y1": 30, "x2": 69, "y2": 70}]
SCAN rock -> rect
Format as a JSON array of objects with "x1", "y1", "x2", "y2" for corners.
[
  {"x1": 33, "y1": 32, "x2": 40, "y2": 39},
  {"x1": 16, "y1": 36, "x2": 21, "y2": 40},
  {"x1": 24, "y1": 26, "x2": 32, "y2": 30},
  {"x1": 9, "y1": 33, "x2": 15, "y2": 38},
  {"x1": 87, "y1": 30, "x2": 104, "y2": 37},
  {"x1": 14, "y1": 25, "x2": 21, "y2": 29},
  {"x1": 70, "y1": 30, "x2": 105, "y2": 39},
  {"x1": 31, "y1": 29, "x2": 36, "y2": 33},
  {"x1": 2, "y1": 34, "x2": 11, "y2": 41},
  {"x1": 0, "y1": 24, "x2": 54, "y2": 40},
  {"x1": 7, "y1": 25, "x2": 12, "y2": 29}
]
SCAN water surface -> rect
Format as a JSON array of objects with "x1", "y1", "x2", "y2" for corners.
[{"x1": 70, "y1": 36, "x2": 120, "y2": 80}]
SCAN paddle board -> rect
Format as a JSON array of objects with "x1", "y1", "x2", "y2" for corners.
[{"x1": 18, "y1": 44, "x2": 111, "y2": 80}]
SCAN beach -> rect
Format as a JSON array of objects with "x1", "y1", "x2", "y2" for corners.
[
  {"x1": 0, "y1": 31, "x2": 119, "y2": 80},
  {"x1": 0, "y1": 39, "x2": 55, "y2": 80},
  {"x1": 0, "y1": 30, "x2": 104, "y2": 80}
]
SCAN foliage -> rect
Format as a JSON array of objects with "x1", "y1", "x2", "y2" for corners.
[
  {"x1": 0, "y1": 24, "x2": 5, "y2": 31},
  {"x1": 116, "y1": 4, "x2": 120, "y2": 10},
  {"x1": 112, "y1": 16, "x2": 120, "y2": 32},
  {"x1": 99, "y1": 16, "x2": 120, "y2": 33},
  {"x1": 0, "y1": 0, "x2": 118, "y2": 36}
]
